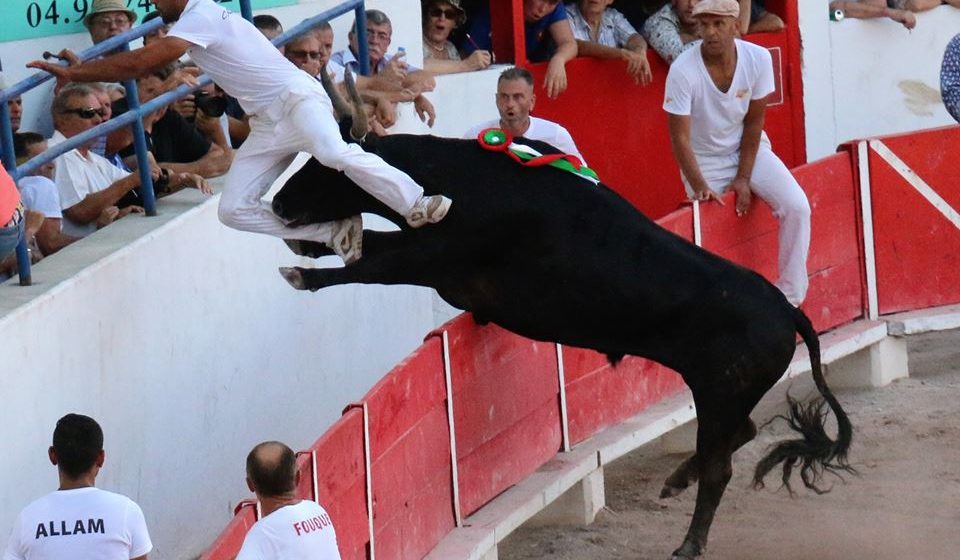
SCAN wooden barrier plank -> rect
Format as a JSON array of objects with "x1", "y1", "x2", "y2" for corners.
[{"x1": 199, "y1": 505, "x2": 258, "y2": 560}]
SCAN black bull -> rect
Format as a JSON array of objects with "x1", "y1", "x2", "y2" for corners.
[{"x1": 272, "y1": 134, "x2": 853, "y2": 559}]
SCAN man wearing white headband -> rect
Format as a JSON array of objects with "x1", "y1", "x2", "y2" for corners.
[{"x1": 663, "y1": 0, "x2": 810, "y2": 307}]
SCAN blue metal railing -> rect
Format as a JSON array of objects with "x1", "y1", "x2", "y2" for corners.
[{"x1": 0, "y1": 0, "x2": 368, "y2": 286}]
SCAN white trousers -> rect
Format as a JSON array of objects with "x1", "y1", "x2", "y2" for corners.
[
  {"x1": 218, "y1": 87, "x2": 424, "y2": 244},
  {"x1": 684, "y1": 141, "x2": 811, "y2": 306}
]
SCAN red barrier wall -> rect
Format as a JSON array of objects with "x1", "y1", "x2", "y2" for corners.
[
  {"x1": 866, "y1": 126, "x2": 960, "y2": 314},
  {"x1": 438, "y1": 316, "x2": 563, "y2": 517},
  {"x1": 199, "y1": 503, "x2": 258, "y2": 560}
]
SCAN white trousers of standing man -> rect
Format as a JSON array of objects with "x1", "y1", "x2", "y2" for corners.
[
  {"x1": 683, "y1": 137, "x2": 811, "y2": 306},
  {"x1": 218, "y1": 84, "x2": 424, "y2": 245}
]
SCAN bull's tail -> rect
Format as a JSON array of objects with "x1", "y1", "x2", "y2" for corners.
[{"x1": 752, "y1": 306, "x2": 855, "y2": 493}]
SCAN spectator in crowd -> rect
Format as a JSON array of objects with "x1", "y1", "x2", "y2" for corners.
[
  {"x1": 254, "y1": 14, "x2": 285, "y2": 44},
  {"x1": 422, "y1": 0, "x2": 493, "y2": 75},
  {"x1": 116, "y1": 65, "x2": 233, "y2": 180},
  {"x1": 14, "y1": 132, "x2": 89, "y2": 257},
  {"x1": 828, "y1": 0, "x2": 917, "y2": 29},
  {"x1": 142, "y1": 10, "x2": 174, "y2": 47},
  {"x1": 566, "y1": 0, "x2": 653, "y2": 86},
  {"x1": 643, "y1": 0, "x2": 700, "y2": 65},
  {"x1": 333, "y1": 10, "x2": 438, "y2": 127},
  {"x1": 236, "y1": 441, "x2": 341, "y2": 560},
  {"x1": 49, "y1": 84, "x2": 206, "y2": 239},
  {"x1": 462, "y1": 0, "x2": 578, "y2": 98},
  {"x1": 32, "y1": 0, "x2": 454, "y2": 265},
  {"x1": 737, "y1": 1, "x2": 785, "y2": 34},
  {"x1": 2, "y1": 414, "x2": 153, "y2": 560},
  {"x1": 612, "y1": 0, "x2": 667, "y2": 30},
  {"x1": 943, "y1": 33, "x2": 960, "y2": 122},
  {"x1": 84, "y1": 0, "x2": 137, "y2": 45},
  {"x1": 0, "y1": 166, "x2": 25, "y2": 263},
  {"x1": 664, "y1": 0, "x2": 810, "y2": 306},
  {"x1": 465, "y1": 67, "x2": 586, "y2": 164},
  {"x1": 7, "y1": 97, "x2": 23, "y2": 132}
]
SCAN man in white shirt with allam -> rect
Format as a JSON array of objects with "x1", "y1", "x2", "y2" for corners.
[
  {"x1": 236, "y1": 441, "x2": 341, "y2": 560},
  {"x1": 465, "y1": 67, "x2": 586, "y2": 166},
  {"x1": 30, "y1": 0, "x2": 452, "y2": 266},
  {"x1": 3, "y1": 414, "x2": 152, "y2": 560},
  {"x1": 664, "y1": 0, "x2": 810, "y2": 306}
]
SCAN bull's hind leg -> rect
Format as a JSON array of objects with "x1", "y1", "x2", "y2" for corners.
[
  {"x1": 670, "y1": 399, "x2": 752, "y2": 560},
  {"x1": 280, "y1": 230, "x2": 439, "y2": 291},
  {"x1": 660, "y1": 419, "x2": 757, "y2": 499}
]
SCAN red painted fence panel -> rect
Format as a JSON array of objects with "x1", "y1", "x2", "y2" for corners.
[
  {"x1": 440, "y1": 315, "x2": 562, "y2": 517},
  {"x1": 199, "y1": 503, "x2": 258, "y2": 560},
  {"x1": 365, "y1": 337, "x2": 456, "y2": 560},
  {"x1": 867, "y1": 126, "x2": 960, "y2": 314}
]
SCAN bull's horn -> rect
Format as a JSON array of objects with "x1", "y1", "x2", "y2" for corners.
[
  {"x1": 319, "y1": 64, "x2": 353, "y2": 122},
  {"x1": 343, "y1": 67, "x2": 369, "y2": 141}
]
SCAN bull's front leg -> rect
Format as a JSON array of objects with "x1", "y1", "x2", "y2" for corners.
[{"x1": 280, "y1": 230, "x2": 441, "y2": 291}]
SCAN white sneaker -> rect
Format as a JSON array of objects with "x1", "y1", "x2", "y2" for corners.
[
  {"x1": 406, "y1": 195, "x2": 452, "y2": 228},
  {"x1": 330, "y1": 215, "x2": 362, "y2": 264}
]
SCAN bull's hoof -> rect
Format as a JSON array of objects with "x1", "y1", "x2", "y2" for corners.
[
  {"x1": 671, "y1": 542, "x2": 703, "y2": 559},
  {"x1": 285, "y1": 239, "x2": 334, "y2": 259},
  {"x1": 279, "y1": 267, "x2": 307, "y2": 290},
  {"x1": 659, "y1": 483, "x2": 686, "y2": 499}
]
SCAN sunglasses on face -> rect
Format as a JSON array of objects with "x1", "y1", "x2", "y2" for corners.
[
  {"x1": 429, "y1": 7, "x2": 459, "y2": 20},
  {"x1": 287, "y1": 49, "x2": 322, "y2": 60},
  {"x1": 62, "y1": 107, "x2": 105, "y2": 119}
]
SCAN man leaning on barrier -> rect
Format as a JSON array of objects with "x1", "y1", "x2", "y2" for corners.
[{"x1": 30, "y1": 0, "x2": 454, "y2": 265}]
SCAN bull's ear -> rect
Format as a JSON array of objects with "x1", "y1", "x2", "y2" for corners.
[{"x1": 320, "y1": 65, "x2": 352, "y2": 122}]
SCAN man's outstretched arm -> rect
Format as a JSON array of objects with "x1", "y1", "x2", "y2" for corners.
[{"x1": 27, "y1": 37, "x2": 192, "y2": 84}]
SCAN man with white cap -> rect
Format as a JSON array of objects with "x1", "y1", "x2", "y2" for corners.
[{"x1": 663, "y1": 0, "x2": 810, "y2": 306}]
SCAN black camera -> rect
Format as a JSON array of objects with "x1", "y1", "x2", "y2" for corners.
[{"x1": 194, "y1": 90, "x2": 227, "y2": 118}]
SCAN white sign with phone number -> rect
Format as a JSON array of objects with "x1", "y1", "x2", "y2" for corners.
[{"x1": 0, "y1": 0, "x2": 296, "y2": 43}]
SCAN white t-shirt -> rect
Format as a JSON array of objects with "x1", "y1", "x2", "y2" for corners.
[
  {"x1": 464, "y1": 116, "x2": 587, "y2": 165},
  {"x1": 663, "y1": 39, "x2": 775, "y2": 158},
  {"x1": 48, "y1": 131, "x2": 128, "y2": 238},
  {"x1": 236, "y1": 500, "x2": 341, "y2": 560},
  {"x1": 3, "y1": 487, "x2": 152, "y2": 560},
  {"x1": 18, "y1": 176, "x2": 62, "y2": 219},
  {"x1": 168, "y1": 0, "x2": 319, "y2": 116}
]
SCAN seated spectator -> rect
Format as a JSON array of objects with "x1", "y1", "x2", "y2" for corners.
[
  {"x1": 333, "y1": 10, "x2": 438, "y2": 127},
  {"x1": 462, "y1": 0, "x2": 578, "y2": 98},
  {"x1": 253, "y1": 14, "x2": 284, "y2": 44},
  {"x1": 7, "y1": 96, "x2": 23, "y2": 132},
  {"x1": 737, "y1": 1, "x2": 784, "y2": 34},
  {"x1": 943, "y1": 33, "x2": 960, "y2": 123},
  {"x1": 236, "y1": 441, "x2": 341, "y2": 560},
  {"x1": 14, "y1": 132, "x2": 89, "y2": 257},
  {"x1": 50, "y1": 84, "x2": 206, "y2": 238},
  {"x1": 84, "y1": 0, "x2": 137, "y2": 45},
  {"x1": 566, "y1": 0, "x2": 653, "y2": 86},
  {"x1": 464, "y1": 67, "x2": 586, "y2": 164},
  {"x1": 2, "y1": 414, "x2": 152, "y2": 560},
  {"x1": 116, "y1": 65, "x2": 232, "y2": 180},
  {"x1": 0, "y1": 166, "x2": 25, "y2": 263},
  {"x1": 828, "y1": 0, "x2": 918, "y2": 29},
  {"x1": 643, "y1": 0, "x2": 700, "y2": 64},
  {"x1": 142, "y1": 10, "x2": 173, "y2": 47},
  {"x1": 422, "y1": 0, "x2": 493, "y2": 75}
]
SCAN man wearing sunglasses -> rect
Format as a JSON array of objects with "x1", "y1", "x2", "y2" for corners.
[
  {"x1": 30, "y1": 0, "x2": 453, "y2": 266},
  {"x1": 49, "y1": 84, "x2": 207, "y2": 239}
]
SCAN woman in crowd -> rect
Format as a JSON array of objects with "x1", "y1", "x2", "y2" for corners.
[{"x1": 422, "y1": 0, "x2": 493, "y2": 74}]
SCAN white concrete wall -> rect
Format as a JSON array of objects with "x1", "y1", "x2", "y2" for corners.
[{"x1": 801, "y1": 4, "x2": 960, "y2": 160}]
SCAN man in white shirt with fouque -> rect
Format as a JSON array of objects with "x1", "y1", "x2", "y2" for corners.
[
  {"x1": 3, "y1": 414, "x2": 152, "y2": 560},
  {"x1": 236, "y1": 441, "x2": 341, "y2": 560},
  {"x1": 465, "y1": 67, "x2": 587, "y2": 166},
  {"x1": 663, "y1": 0, "x2": 810, "y2": 307},
  {"x1": 29, "y1": 0, "x2": 452, "y2": 266}
]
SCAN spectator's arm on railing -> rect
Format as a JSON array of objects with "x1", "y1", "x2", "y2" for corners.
[
  {"x1": 63, "y1": 172, "x2": 149, "y2": 225},
  {"x1": 544, "y1": 20, "x2": 578, "y2": 99},
  {"x1": 28, "y1": 37, "x2": 192, "y2": 85},
  {"x1": 574, "y1": 36, "x2": 652, "y2": 86}
]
